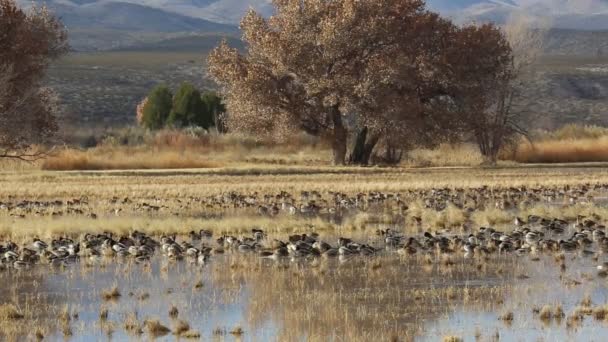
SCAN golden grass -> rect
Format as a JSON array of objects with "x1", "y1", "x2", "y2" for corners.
[
  {"x1": 406, "y1": 143, "x2": 484, "y2": 167},
  {"x1": 443, "y1": 337, "x2": 463, "y2": 342},
  {"x1": 172, "y1": 320, "x2": 190, "y2": 336},
  {"x1": 539, "y1": 304, "x2": 565, "y2": 321},
  {"x1": 507, "y1": 136, "x2": 608, "y2": 163},
  {"x1": 0, "y1": 304, "x2": 24, "y2": 321},
  {"x1": 101, "y1": 285, "x2": 121, "y2": 301},
  {"x1": 0, "y1": 215, "x2": 335, "y2": 240},
  {"x1": 180, "y1": 330, "x2": 201, "y2": 339},
  {"x1": 144, "y1": 319, "x2": 171, "y2": 337},
  {"x1": 123, "y1": 312, "x2": 143, "y2": 335},
  {"x1": 534, "y1": 124, "x2": 608, "y2": 141},
  {"x1": 42, "y1": 149, "x2": 220, "y2": 170},
  {"x1": 47, "y1": 128, "x2": 332, "y2": 170}
]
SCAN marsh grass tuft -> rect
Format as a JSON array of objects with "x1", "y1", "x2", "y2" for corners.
[
  {"x1": 173, "y1": 320, "x2": 190, "y2": 336},
  {"x1": 499, "y1": 311, "x2": 514, "y2": 323},
  {"x1": 34, "y1": 328, "x2": 44, "y2": 341},
  {"x1": 169, "y1": 305, "x2": 179, "y2": 318},
  {"x1": 124, "y1": 312, "x2": 143, "y2": 335},
  {"x1": 99, "y1": 307, "x2": 109, "y2": 322},
  {"x1": 144, "y1": 319, "x2": 171, "y2": 337},
  {"x1": 101, "y1": 285, "x2": 121, "y2": 301},
  {"x1": 230, "y1": 326, "x2": 244, "y2": 336},
  {"x1": 539, "y1": 304, "x2": 565, "y2": 322},
  {"x1": 181, "y1": 329, "x2": 202, "y2": 339},
  {"x1": 0, "y1": 303, "x2": 24, "y2": 321},
  {"x1": 592, "y1": 305, "x2": 608, "y2": 320},
  {"x1": 213, "y1": 327, "x2": 227, "y2": 336},
  {"x1": 59, "y1": 305, "x2": 71, "y2": 324}
]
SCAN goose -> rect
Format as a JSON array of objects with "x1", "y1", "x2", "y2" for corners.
[
  {"x1": 252, "y1": 228, "x2": 265, "y2": 241},
  {"x1": 167, "y1": 245, "x2": 183, "y2": 258},
  {"x1": 360, "y1": 245, "x2": 377, "y2": 256},
  {"x1": 312, "y1": 241, "x2": 332, "y2": 253},
  {"x1": 385, "y1": 235, "x2": 403, "y2": 247},
  {"x1": 559, "y1": 240, "x2": 578, "y2": 252},
  {"x1": 186, "y1": 247, "x2": 199, "y2": 257},
  {"x1": 13, "y1": 260, "x2": 31, "y2": 269},
  {"x1": 338, "y1": 246, "x2": 357, "y2": 255},
  {"x1": 525, "y1": 231, "x2": 541, "y2": 246},
  {"x1": 397, "y1": 245, "x2": 417, "y2": 256},
  {"x1": 323, "y1": 248, "x2": 339, "y2": 257},
  {"x1": 188, "y1": 231, "x2": 201, "y2": 241},
  {"x1": 112, "y1": 243, "x2": 127, "y2": 253},
  {"x1": 32, "y1": 238, "x2": 48, "y2": 251},
  {"x1": 462, "y1": 242, "x2": 475, "y2": 254},
  {"x1": 237, "y1": 244, "x2": 253, "y2": 253},
  {"x1": 3, "y1": 250, "x2": 18, "y2": 261},
  {"x1": 197, "y1": 253, "x2": 209, "y2": 264}
]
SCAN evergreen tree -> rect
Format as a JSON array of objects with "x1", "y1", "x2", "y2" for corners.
[
  {"x1": 201, "y1": 91, "x2": 225, "y2": 130},
  {"x1": 168, "y1": 83, "x2": 205, "y2": 128},
  {"x1": 141, "y1": 85, "x2": 172, "y2": 130}
]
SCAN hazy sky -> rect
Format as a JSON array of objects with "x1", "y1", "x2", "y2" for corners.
[{"x1": 508, "y1": 0, "x2": 608, "y2": 13}]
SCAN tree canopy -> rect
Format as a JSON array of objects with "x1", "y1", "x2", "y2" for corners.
[
  {"x1": 0, "y1": 0, "x2": 68, "y2": 160},
  {"x1": 208, "y1": 0, "x2": 516, "y2": 165}
]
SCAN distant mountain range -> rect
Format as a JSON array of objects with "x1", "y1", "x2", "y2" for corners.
[
  {"x1": 16, "y1": 0, "x2": 608, "y2": 51},
  {"x1": 20, "y1": 0, "x2": 608, "y2": 29}
]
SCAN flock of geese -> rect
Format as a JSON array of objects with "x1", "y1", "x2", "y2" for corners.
[
  {"x1": 1, "y1": 184, "x2": 605, "y2": 220},
  {"x1": 0, "y1": 212, "x2": 606, "y2": 271}
]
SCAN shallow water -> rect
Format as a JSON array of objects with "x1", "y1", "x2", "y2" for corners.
[
  {"x1": 2, "y1": 244, "x2": 608, "y2": 341},
  {"x1": 2, "y1": 187, "x2": 608, "y2": 341}
]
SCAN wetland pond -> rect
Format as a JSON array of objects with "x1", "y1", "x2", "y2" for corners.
[
  {"x1": 2, "y1": 184, "x2": 608, "y2": 341},
  {"x1": 3, "y1": 233, "x2": 608, "y2": 341}
]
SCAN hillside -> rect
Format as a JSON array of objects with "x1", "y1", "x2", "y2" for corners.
[{"x1": 545, "y1": 29, "x2": 608, "y2": 56}]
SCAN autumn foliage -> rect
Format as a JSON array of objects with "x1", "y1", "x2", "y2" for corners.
[
  {"x1": 208, "y1": 0, "x2": 515, "y2": 165},
  {"x1": 0, "y1": 0, "x2": 68, "y2": 160}
]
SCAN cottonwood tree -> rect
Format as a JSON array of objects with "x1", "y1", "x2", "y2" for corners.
[
  {"x1": 0, "y1": 0, "x2": 68, "y2": 160},
  {"x1": 208, "y1": 0, "x2": 521, "y2": 165},
  {"x1": 209, "y1": 0, "x2": 465, "y2": 165},
  {"x1": 454, "y1": 14, "x2": 548, "y2": 164}
]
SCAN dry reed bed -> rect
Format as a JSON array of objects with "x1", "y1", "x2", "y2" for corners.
[
  {"x1": 41, "y1": 149, "x2": 220, "y2": 170},
  {"x1": 41, "y1": 130, "x2": 332, "y2": 171},
  {"x1": 508, "y1": 137, "x2": 608, "y2": 163}
]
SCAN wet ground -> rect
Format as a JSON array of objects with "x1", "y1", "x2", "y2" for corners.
[
  {"x1": 2, "y1": 236, "x2": 608, "y2": 341},
  {"x1": 1, "y1": 185, "x2": 608, "y2": 341}
]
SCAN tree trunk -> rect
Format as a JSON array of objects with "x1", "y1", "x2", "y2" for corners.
[
  {"x1": 349, "y1": 127, "x2": 368, "y2": 164},
  {"x1": 331, "y1": 105, "x2": 347, "y2": 165},
  {"x1": 362, "y1": 133, "x2": 380, "y2": 164},
  {"x1": 349, "y1": 126, "x2": 380, "y2": 165}
]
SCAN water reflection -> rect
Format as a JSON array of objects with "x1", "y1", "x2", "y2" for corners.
[{"x1": 3, "y1": 244, "x2": 606, "y2": 341}]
